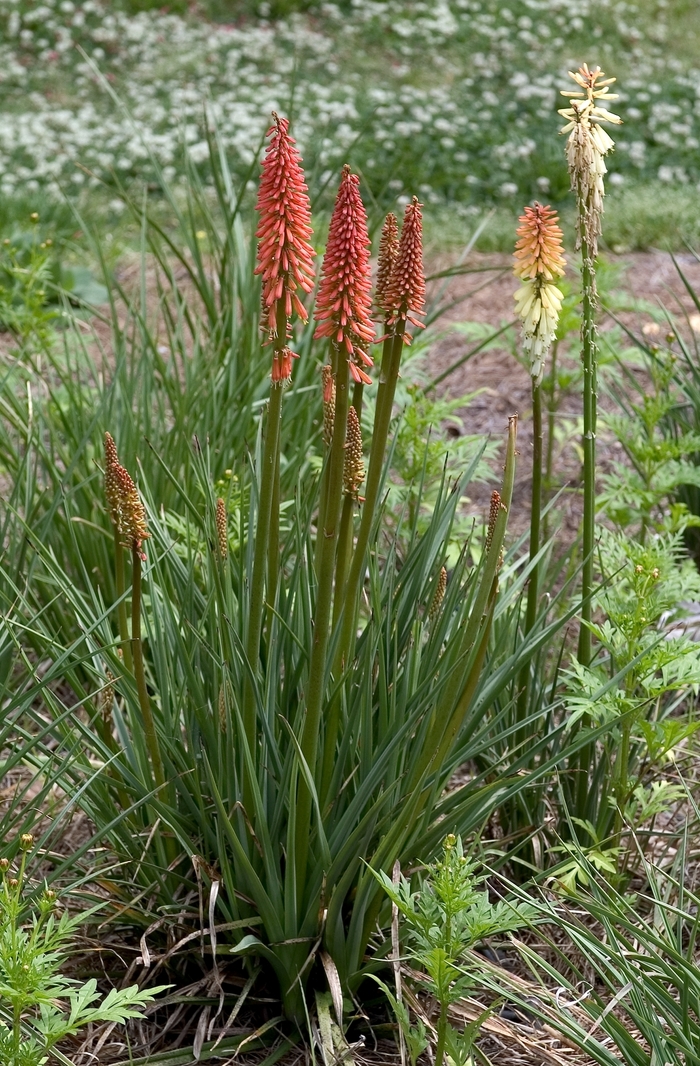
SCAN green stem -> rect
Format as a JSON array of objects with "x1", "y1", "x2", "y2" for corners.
[
  {"x1": 243, "y1": 304, "x2": 288, "y2": 763},
  {"x1": 294, "y1": 346, "x2": 349, "y2": 892},
  {"x1": 578, "y1": 227, "x2": 598, "y2": 668},
  {"x1": 333, "y1": 495, "x2": 355, "y2": 631},
  {"x1": 113, "y1": 526, "x2": 133, "y2": 673},
  {"x1": 434, "y1": 1004, "x2": 448, "y2": 1066},
  {"x1": 320, "y1": 383, "x2": 366, "y2": 802},
  {"x1": 612, "y1": 718, "x2": 631, "y2": 844},
  {"x1": 267, "y1": 447, "x2": 281, "y2": 636},
  {"x1": 516, "y1": 379, "x2": 543, "y2": 731},
  {"x1": 334, "y1": 325, "x2": 405, "y2": 673},
  {"x1": 574, "y1": 200, "x2": 599, "y2": 820},
  {"x1": 131, "y1": 549, "x2": 166, "y2": 793},
  {"x1": 315, "y1": 456, "x2": 330, "y2": 577},
  {"x1": 542, "y1": 339, "x2": 558, "y2": 544},
  {"x1": 351, "y1": 381, "x2": 364, "y2": 420},
  {"x1": 317, "y1": 331, "x2": 402, "y2": 804}
]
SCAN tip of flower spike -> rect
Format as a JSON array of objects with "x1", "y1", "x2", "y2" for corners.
[
  {"x1": 513, "y1": 203, "x2": 566, "y2": 282},
  {"x1": 375, "y1": 213, "x2": 399, "y2": 316},
  {"x1": 383, "y1": 196, "x2": 426, "y2": 337},
  {"x1": 103, "y1": 432, "x2": 150, "y2": 555},
  {"x1": 428, "y1": 566, "x2": 447, "y2": 620},
  {"x1": 313, "y1": 165, "x2": 376, "y2": 379},
  {"x1": 255, "y1": 113, "x2": 315, "y2": 336}
]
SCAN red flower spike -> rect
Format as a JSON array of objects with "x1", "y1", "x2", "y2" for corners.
[
  {"x1": 384, "y1": 196, "x2": 426, "y2": 339},
  {"x1": 255, "y1": 113, "x2": 315, "y2": 335},
  {"x1": 375, "y1": 212, "x2": 399, "y2": 315},
  {"x1": 314, "y1": 165, "x2": 376, "y2": 382}
]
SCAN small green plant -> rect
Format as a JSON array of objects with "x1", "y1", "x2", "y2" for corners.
[
  {"x1": 372, "y1": 835, "x2": 536, "y2": 1066},
  {"x1": 601, "y1": 344, "x2": 700, "y2": 538},
  {"x1": 0, "y1": 834, "x2": 166, "y2": 1066},
  {"x1": 0, "y1": 217, "x2": 59, "y2": 346},
  {"x1": 564, "y1": 530, "x2": 700, "y2": 858}
]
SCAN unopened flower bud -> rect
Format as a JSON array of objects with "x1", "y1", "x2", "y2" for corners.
[
  {"x1": 215, "y1": 498, "x2": 228, "y2": 560},
  {"x1": 343, "y1": 406, "x2": 365, "y2": 499},
  {"x1": 429, "y1": 566, "x2": 447, "y2": 620},
  {"x1": 486, "y1": 491, "x2": 502, "y2": 553},
  {"x1": 19, "y1": 834, "x2": 34, "y2": 851}
]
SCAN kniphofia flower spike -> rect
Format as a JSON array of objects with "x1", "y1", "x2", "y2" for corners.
[
  {"x1": 513, "y1": 203, "x2": 566, "y2": 384},
  {"x1": 255, "y1": 114, "x2": 316, "y2": 337},
  {"x1": 382, "y1": 196, "x2": 426, "y2": 342},
  {"x1": 314, "y1": 165, "x2": 376, "y2": 384}
]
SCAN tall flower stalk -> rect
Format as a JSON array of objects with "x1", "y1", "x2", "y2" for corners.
[
  {"x1": 296, "y1": 165, "x2": 375, "y2": 889},
  {"x1": 333, "y1": 200, "x2": 426, "y2": 686},
  {"x1": 559, "y1": 64, "x2": 621, "y2": 666},
  {"x1": 104, "y1": 433, "x2": 165, "y2": 795},
  {"x1": 513, "y1": 203, "x2": 565, "y2": 722},
  {"x1": 244, "y1": 114, "x2": 315, "y2": 759}
]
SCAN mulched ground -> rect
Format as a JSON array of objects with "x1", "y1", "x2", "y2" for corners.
[{"x1": 425, "y1": 249, "x2": 700, "y2": 539}]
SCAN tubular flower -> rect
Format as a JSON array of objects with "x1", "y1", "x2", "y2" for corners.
[
  {"x1": 343, "y1": 405, "x2": 365, "y2": 499},
  {"x1": 374, "y1": 212, "x2": 399, "y2": 316},
  {"x1": 255, "y1": 113, "x2": 316, "y2": 336},
  {"x1": 321, "y1": 364, "x2": 335, "y2": 447},
  {"x1": 513, "y1": 203, "x2": 566, "y2": 384},
  {"x1": 558, "y1": 64, "x2": 621, "y2": 256},
  {"x1": 271, "y1": 346, "x2": 298, "y2": 385},
  {"x1": 383, "y1": 196, "x2": 426, "y2": 341},
  {"x1": 104, "y1": 432, "x2": 150, "y2": 560},
  {"x1": 314, "y1": 165, "x2": 376, "y2": 385}
]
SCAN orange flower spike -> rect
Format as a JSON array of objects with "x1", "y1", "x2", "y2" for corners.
[
  {"x1": 384, "y1": 196, "x2": 426, "y2": 338},
  {"x1": 255, "y1": 113, "x2": 315, "y2": 333},
  {"x1": 513, "y1": 203, "x2": 566, "y2": 282},
  {"x1": 314, "y1": 165, "x2": 376, "y2": 385},
  {"x1": 375, "y1": 212, "x2": 399, "y2": 315}
]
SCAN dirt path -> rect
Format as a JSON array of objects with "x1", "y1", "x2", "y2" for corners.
[{"x1": 424, "y1": 251, "x2": 700, "y2": 538}]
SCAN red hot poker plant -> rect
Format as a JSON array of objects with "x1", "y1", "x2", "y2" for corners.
[
  {"x1": 314, "y1": 165, "x2": 375, "y2": 385},
  {"x1": 244, "y1": 114, "x2": 316, "y2": 762}
]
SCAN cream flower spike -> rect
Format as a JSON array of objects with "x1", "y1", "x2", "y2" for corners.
[{"x1": 558, "y1": 65, "x2": 621, "y2": 256}]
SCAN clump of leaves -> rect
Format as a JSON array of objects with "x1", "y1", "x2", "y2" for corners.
[
  {"x1": 0, "y1": 834, "x2": 167, "y2": 1066},
  {"x1": 372, "y1": 835, "x2": 536, "y2": 1066}
]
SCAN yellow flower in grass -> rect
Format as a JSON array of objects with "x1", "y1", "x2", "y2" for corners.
[{"x1": 513, "y1": 203, "x2": 565, "y2": 384}]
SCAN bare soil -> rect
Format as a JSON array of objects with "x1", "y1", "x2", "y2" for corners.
[{"x1": 424, "y1": 250, "x2": 700, "y2": 541}]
